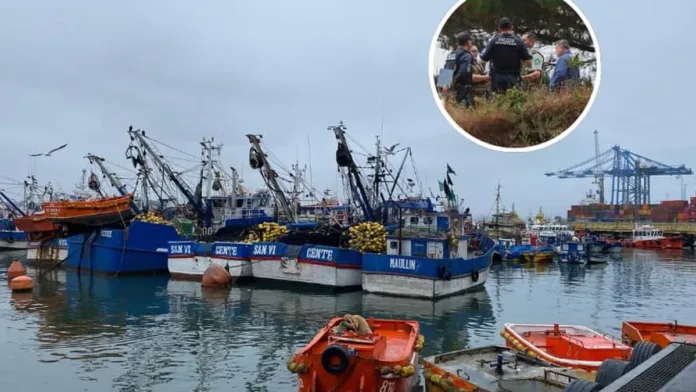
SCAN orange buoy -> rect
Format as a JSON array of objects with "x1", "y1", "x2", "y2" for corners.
[
  {"x1": 10, "y1": 275, "x2": 33, "y2": 292},
  {"x1": 201, "y1": 263, "x2": 231, "y2": 287},
  {"x1": 7, "y1": 259, "x2": 26, "y2": 281}
]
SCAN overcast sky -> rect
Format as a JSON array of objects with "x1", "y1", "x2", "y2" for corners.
[{"x1": 1, "y1": 0, "x2": 694, "y2": 220}]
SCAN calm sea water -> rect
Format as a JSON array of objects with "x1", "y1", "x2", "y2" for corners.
[{"x1": 1, "y1": 249, "x2": 695, "y2": 391}]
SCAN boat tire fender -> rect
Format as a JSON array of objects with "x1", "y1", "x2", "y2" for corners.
[
  {"x1": 628, "y1": 341, "x2": 661, "y2": 368},
  {"x1": 6, "y1": 236, "x2": 14, "y2": 244},
  {"x1": 321, "y1": 344, "x2": 350, "y2": 375},
  {"x1": 595, "y1": 359, "x2": 630, "y2": 387},
  {"x1": 562, "y1": 379, "x2": 601, "y2": 392},
  {"x1": 438, "y1": 265, "x2": 451, "y2": 281},
  {"x1": 471, "y1": 270, "x2": 479, "y2": 282}
]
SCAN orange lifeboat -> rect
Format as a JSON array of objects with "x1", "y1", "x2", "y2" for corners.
[
  {"x1": 501, "y1": 323, "x2": 632, "y2": 372},
  {"x1": 14, "y1": 194, "x2": 134, "y2": 240},
  {"x1": 289, "y1": 316, "x2": 422, "y2": 392},
  {"x1": 621, "y1": 320, "x2": 696, "y2": 348}
]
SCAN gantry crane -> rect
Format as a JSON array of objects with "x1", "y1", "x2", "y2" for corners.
[{"x1": 544, "y1": 131, "x2": 692, "y2": 205}]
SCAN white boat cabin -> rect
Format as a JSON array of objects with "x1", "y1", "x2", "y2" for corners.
[
  {"x1": 527, "y1": 223, "x2": 575, "y2": 237},
  {"x1": 400, "y1": 212, "x2": 468, "y2": 234},
  {"x1": 497, "y1": 238, "x2": 516, "y2": 250},
  {"x1": 632, "y1": 225, "x2": 664, "y2": 240},
  {"x1": 386, "y1": 236, "x2": 469, "y2": 260}
]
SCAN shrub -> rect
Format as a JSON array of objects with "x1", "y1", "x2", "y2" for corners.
[{"x1": 443, "y1": 82, "x2": 593, "y2": 148}]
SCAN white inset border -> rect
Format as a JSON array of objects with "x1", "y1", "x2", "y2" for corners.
[{"x1": 428, "y1": 0, "x2": 602, "y2": 153}]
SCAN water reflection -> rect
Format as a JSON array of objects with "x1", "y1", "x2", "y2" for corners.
[{"x1": 2, "y1": 249, "x2": 696, "y2": 391}]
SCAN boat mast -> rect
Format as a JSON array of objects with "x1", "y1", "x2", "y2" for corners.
[
  {"x1": 246, "y1": 134, "x2": 296, "y2": 223},
  {"x1": 128, "y1": 127, "x2": 206, "y2": 222},
  {"x1": 329, "y1": 121, "x2": 375, "y2": 221},
  {"x1": 86, "y1": 154, "x2": 129, "y2": 196},
  {"x1": 494, "y1": 181, "x2": 501, "y2": 233}
]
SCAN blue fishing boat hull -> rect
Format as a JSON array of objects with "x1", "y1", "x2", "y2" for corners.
[
  {"x1": 0, "y1": 230, "x2": 28, "y2": 250},
  {"x1": 66, "y1": 221, "x2": 181, "y2": 274},
  {"x1": 361, "y1": 234, "x2": 495, "y2": 299}
]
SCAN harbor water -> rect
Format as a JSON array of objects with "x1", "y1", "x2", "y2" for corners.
[{"x1": 1, "y1": 250, "x2": 695, "y2": 391}]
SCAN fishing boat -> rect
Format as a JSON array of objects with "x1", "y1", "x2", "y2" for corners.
[
  {"x1": 521, "y1": 244, "x2": 556, "y2": 263},
  {"x1": 422, "y1": 345, "x2": 591, "y2": 392},
  {"x1": 621, "y1": 320, "x2": 696, "y2": 348},
  {"x1": 501, "y1": 323, "x2": 632, "y2": 371},
  {"x1": 287, "y1": 316, "x2": 421, "y2": 392},
  {"x1": 586, "y1": 253, "x2": 609, "y2": 264},
  {"x1": 167, "y1": 240, "x2": 252, "y2": 281},
  {"x1": 361, "y1": 232, "x2": 494, "y2": 299},
  {"x1": 558, "y1": 241, "x2": 586, "y2": 264},
  {"x1": 248, "y1": 242, "x2": 362, "y2": 287},
  {"x1": 492, "y1": 238, "x2": 516, "y2": 262}
]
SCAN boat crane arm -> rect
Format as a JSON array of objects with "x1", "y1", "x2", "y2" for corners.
[
  {"x1": 329, "y1": 122, "x2": 375, "y2": 221},
  {"x1": 0, "y1": 191, "x2": 26, "y2": 217},
  {"x1": 127, "y1": 127, "x2": 205, "y2": 219},
  {"x1": 86, "y1": 153, "x2": 141, "y2": 214}
]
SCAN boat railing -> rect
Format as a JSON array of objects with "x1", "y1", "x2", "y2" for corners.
[{"x1": 542, "y1": 368, "x2": 579, "y2": 385}]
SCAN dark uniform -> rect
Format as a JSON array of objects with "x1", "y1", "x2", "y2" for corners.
[
  {"x1": 443, "y1": 47, "x2": 473, "y2": 107},
  {"x1": 480, "y1": 31, "x2": 532, "y2": 94}
]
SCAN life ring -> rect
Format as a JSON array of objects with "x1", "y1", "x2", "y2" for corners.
[
  {"x1": 471, "y1": 270, "x2": 479, "y2": 282},
  {"x1": 321, "y1": 345, "x2": 350, "y2": 375},
  {"x1": 438, "y1": 264, "x2": 451, "y2": 280}
]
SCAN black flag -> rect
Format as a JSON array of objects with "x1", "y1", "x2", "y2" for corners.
[{"x1": 447, "y1": 164, "x2": 456, "y2": 176}]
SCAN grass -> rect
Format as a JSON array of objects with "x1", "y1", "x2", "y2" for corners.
[{"x1": 443, "y1": 82, "x2": 594, "y2": 148}]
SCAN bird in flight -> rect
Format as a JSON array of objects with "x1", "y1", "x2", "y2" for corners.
[{"x1": 29, "y1": 143, "x2": 68, "y2": 157}]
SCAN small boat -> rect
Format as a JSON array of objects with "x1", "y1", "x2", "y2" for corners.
[
  {"x1": 631, "y1": 225, "x2": 684, "y2": 249},
  {"x1": 503, "y1": 244, "x2": 532, "y2": 262},
  {"x1": 586, "y1": 254, "x2": 609, "y2": 264},
  {"x1": 501, "y1": 323, "x2": 632, "y2": 371},
  {"x1": 621, "y1": 320, "x2": 696, "y2": 348},
  {"x1": 287, "y1": 316, "x2": 421, "y2": 392},
  {"x1": 492, "y1": 238, "x2": 516, "y2": 262},
  {"x1": 521, "y1": 245, "x2": 556, "y2": 263},
  {"x1": 603, "y1": 241, "x2": 622, "y2": 255},
  {"x1": 558, "y1": 241, "x2": 586, "y2": 264},
  {"x1": 14, "y1": 194, "x2": 134, "y2": 240},
  {"x1": 422, "y1": 345, "x2": 592, "y2": 391}
]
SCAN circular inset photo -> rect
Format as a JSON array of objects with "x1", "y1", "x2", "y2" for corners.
[{"x1": 429, "y1": 0, "x2": 600, "y2": 151}]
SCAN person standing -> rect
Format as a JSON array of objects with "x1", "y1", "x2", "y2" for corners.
[
  {"x1": 442, "y1": 32, "x2": 474, "y2": 107},
  {"x1": 480, "y1": 17, "x2": 532, "y2": 94},
  {"x1": 469, "y1": 45, "x2": 490, "y2": 100},
  {"x1": 549, "y1": 39, "x2": 580, "y2": 89},
  {"x1": 521, "y1": 32, "x2": 543, "y2": 83}
]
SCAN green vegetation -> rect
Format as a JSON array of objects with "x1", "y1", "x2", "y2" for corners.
[
  {"x1": 439, "y1": 0, "x2": 594, "y2": 52},
  {"x1": 444, "y1": 82, "x2": 593, "y2": 148}
]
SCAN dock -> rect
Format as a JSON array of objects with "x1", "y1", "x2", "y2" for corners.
[{"x1": 571, "y1": 221, "x2": 696, "y2": 235}]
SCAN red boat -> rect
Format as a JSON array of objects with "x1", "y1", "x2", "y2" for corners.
[
  {"x1": 621, "y1": 321, "x2": 696, "y2": 348},
  {"x1": 288, "y1": 315, "x2": 422, "y2": 392},
  {"x1": 501, "y1": 323, "x2": 632, "y2": 372},
  {"x1": 631, "y1": 225, "x2": 683, "y2": 249},
  {"x1": 14, "y1": 194, "x2": 134, "y2": 241}
]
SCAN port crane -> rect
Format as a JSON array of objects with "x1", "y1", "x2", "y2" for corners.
[{"x1": 544, "y1": 131, "x2": 692, "y2": 205}]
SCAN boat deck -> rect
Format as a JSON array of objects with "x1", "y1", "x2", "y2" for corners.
[{"x1": 427, "y1": 345, "x2": 589, "y2": 391}]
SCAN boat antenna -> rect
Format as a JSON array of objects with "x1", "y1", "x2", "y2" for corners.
[{"x1": 307, "y1": 134, "x2": 314, "y2": 191}]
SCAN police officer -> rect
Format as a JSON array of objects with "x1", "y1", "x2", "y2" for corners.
[
  {"x1": 442, "y1": 31, "x2": 474, "y2": 107},
  {"x1": 521, "y1": 32, "x2": 544, "y2": 84},
  {"x1": 480, "y1": 17, "x2": 532, "y2": 94}
]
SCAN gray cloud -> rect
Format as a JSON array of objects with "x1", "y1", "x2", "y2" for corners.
[{"x1": 1, "y1": 0, "x2": 695, "y2": 220}]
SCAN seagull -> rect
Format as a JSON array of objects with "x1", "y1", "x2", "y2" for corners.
[
  {"x1": 384, "y1": 143, "x2": 400, "y2": 154},
  {"x1": 29, "y1": 143, "x2": 68, "y2": 157}
]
